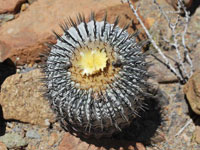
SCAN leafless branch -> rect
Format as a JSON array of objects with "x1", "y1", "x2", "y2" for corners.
[
  {"x1": 127, "y1": 0, "x2": 194, "y2": 84},
  {"x1": 153, "y1": 0, "x2": 189, "y2": 79},
  {"x1": 177, "y1": 0, "x2": 194, "y2": 77},
  {"x1": 175, "y1": 118, "x2": 192, "y2": 137},
  {"x1": 127, "y1": 0, "x2": 185, "y2": 83}
]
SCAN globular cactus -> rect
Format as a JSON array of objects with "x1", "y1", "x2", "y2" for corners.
[{"x1": 43, "y1": 13, "x2": 151, "y2": 139}]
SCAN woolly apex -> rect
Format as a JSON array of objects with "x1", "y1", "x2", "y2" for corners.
[{"x1": 43, "y1": 13, "x2": 151, "y2": 138}]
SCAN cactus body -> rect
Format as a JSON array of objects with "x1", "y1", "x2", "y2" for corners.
[{"x1": 43, "y1": 14, "x2": 150, "y2": 138}]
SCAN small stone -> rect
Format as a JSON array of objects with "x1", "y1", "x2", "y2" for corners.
[
  {"x1": 58, "y1": 133, "x2": 83, "y2": 150},
  {"x1": 183, "y1": 70, "x2": 200, "y2": 115},
  {"x1": 0, "y1": 14, "x2": 14, "y2": 23},
  {"x1": 20, "y1": 3, "x2": 29, "y2": 12},
  {"x1": 182, "y1": 133, "x2": 190, "y2": 144},
  {"x1": 12, "y1": 126, "x2": 23, "y2": 133},
  {"x1": 44, "y1": 119, "x2": 50, "y2": 126},
  {"x1": 135, "y1": 143, "x2": 146, "y2": 150},
  {"x1": 0, "y1": 142, "x2": 7, "y2": 150},
  {"x1": 28, "y1": 63, "x2": 33, "y2": 67},
  {"x1": 59, "y1": 133, "x2": 102, "y2": 150},
  {"x1": 0, "y1": 133, "x2": 28, "y2": 149},
  {"x1": 128, "y1": 145, "x2": 135, "y2": 150},
  {"x1": 26, "y1": 144, "x2": 37, "y2": 150},
  {"x1": 26, "y1": 130, "x2": 40, "y2": 139},
  {"x1": 146, "y1": 17, "x2": 155, "y2": 27},
  {"x1": 16, "y1": 68, "x2": 21, "y2": 73},
  {"x1": 151, "y1": 131, "x2": 166, "y2": 144},
  {"x1": 48, "y1": 132, "x2": 58, "y2": 146}
]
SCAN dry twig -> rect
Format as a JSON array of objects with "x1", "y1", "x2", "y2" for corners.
[
  {"x1": 127, "y1": 0, "x2": 194, "y2": 84},
  {"x1": 175, "y1": 118, "x2": 193, "y2": 137}
]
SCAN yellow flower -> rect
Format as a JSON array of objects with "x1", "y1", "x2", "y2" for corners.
[{"x1": 78, "y1": 49, "x2": 108, "y2": 76}]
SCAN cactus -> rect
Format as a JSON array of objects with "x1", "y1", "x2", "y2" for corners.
[{"x1": 43, "y1": 13, "x2": 151, "y2": 138}]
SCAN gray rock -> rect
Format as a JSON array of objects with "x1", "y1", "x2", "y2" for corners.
[
  {"x1": 12, "y1": 126, "x2": 23, "y2": 133},
  {"x1": 0, "y1": 14, "x2": 14, "y2": 23},
  {"x1": 26, "y1": 130, "x2": 40, "y2": 139},
  {"x1": 0, "y1": 133, "x2": 28, "y2": 149}
]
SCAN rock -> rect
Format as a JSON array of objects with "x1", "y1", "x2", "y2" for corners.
[
  {"x1": 20, "y1": 3, "x2": 29, "y2": 12},
  {"x1": 48, "y1": 132, "x2": 59, "y2": 146},
  {"x1": 145, "y1": 17, "x2": 155, "y2": 27},
  {"x1": 135, "y1": 143, "x2": 146, "y2": 150},
  {"x1": 165, "y1": 0, "x2": 193, "y2": 10},
  {"x1": 0, "y1": 0, "x2": 26, "y2": 14},
  {"x1": 0, "y1": 69, "x2": 56, "y2": 126},
  {"x1": 58, "y1": 132, "x2": 146, "y2": 150},
  {"x1": 0, "y1": 14, "x2": 15, "y2": 24},
  {"x1": 194, "y1": 126, "x2": 200, "y2": 144},
  {"x1": 0, "y1": 142, "x2": 7, "y2": 150},
  {"x1": 58, "y1": 133, "x2": 90, "y2": 150},
  {"x1": 165, "y1": 0, "x2": 199, "y2": 15},
  {"x1": 0, "y1": 0, "x2": 148, "y2": 65},
  {"x1": 183, "y1": 70, "x2": 200, "y2": 115},
  {"x1": 147, "y1": 55, "x2": 178, "y2": 84},
  {"x1": 12, "y1": 126, "x2": 23, "y2": 133},
  {"x1": 26, "y1": 130, "x2": 40, "y2": 139},
  {"x1": 0, "y1": 133, "x2": 28, "y2": 149},
  {"x1": 0, "y1": 59, "x2": 16, "y2": 88}
]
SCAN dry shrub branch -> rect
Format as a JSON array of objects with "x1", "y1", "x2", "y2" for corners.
[{"x1": 126, "y1": 0, "x2": 194, "y2": 84}]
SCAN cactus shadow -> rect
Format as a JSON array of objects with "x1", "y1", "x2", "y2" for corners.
[
  {"x1": 0, "y1": 105, "x2": 6, "y2": 136},
  {"x1": 188, "y1": 0, "x2": 200, "y2": 16},
  {"x1": 184, "y1": 94, "x2": 200, "y2": 127},
  {"x1": 0, "y1": 58, "x2": 16, "y2": 90},
  {"x1": 80, "y1": 88, "x2": 169, "y2": 149}
]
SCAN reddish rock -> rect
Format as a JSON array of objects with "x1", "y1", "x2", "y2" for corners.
[
  {"x1": 184, "y1": 70, "x2": 200, "y2": 115},
  {"x1": 135, "y1": 143, "x2": 146, "y2": 150},
  {"x1": 58, "y1": 133, "x2": 89, "y2": 150},
  {"x1": 58, "y1": 133, "x2": 146, "y2": 150},
  {"x1": 0, "y1": 69, "x2": 56, "y2": 126},
  {"x1": 0, "y1": 0, "x2": 148, "y2": 65},
  {"x1": 48, "y1": 132, "x2": 59, "y2": 146},
  {"x1": 0, "y1": 0, "x2": 26, "y2": 14}
]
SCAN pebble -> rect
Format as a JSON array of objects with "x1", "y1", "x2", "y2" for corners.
[
  {"x1": 12, "y1": 126, "x2": 23, "y2": 133},
  {"x1": 48, "y1": 132, "x2": 59, "y2": 146},
  {"x1": 26, "y1": 130, "x2": 41, "y2": 139},
  {"x1": 26, "y1": 144, "x2": 37, "y2": 150},
  {"x1": 17, "y1": 64, "x2": 38, "y2": 73},
  {"x1": 135, "y1": 143, "x2": 146, "y2": 150},
  {"x1": 44, "y1": 119, "x2": 50, "y2": 126},
  {"x1": 20, "y1": 3, "x2": 29, "y2": 12},
  {"x1": 0, "y1": 133, "x2": 28, "y2": 149},
  {"x1": 0, "y1": 14, "x2": 14, "y2": 23}
]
